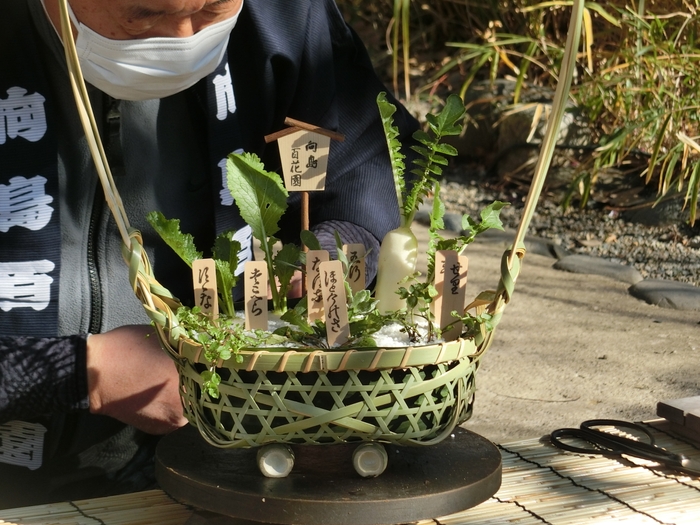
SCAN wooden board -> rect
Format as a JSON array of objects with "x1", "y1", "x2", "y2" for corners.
[{"x1": 657, "y1": 396, "x2": 700, "y2": 444}]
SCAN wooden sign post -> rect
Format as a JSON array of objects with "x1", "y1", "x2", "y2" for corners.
[
  {"x1": 433, "y1": 251, "x2": 469, "y2": 342},
  {"x1": 264, "y1": 118, "x2": 345, "y2": 244},
  {"x1": 306, "y1": 249, "x2": 330, "y2": 323},
  {"x1": 264, "y1": 118, "x2": 345, "y2": 298},
  {"x1": 320, "y1": 260, "x2": 350, "y2": 347},
  {"x1": 342, "y1": 244, "x2": 366, "y2": 295},
  {"x1": 277, "y1": 130, "x2": 331, "y2": 193},
  {"x1": 244, "y1": 261, "x2": 268, "y2": 330},
  {"x1": 192, "y1": 259, "x2": 218, "y2": 319}
]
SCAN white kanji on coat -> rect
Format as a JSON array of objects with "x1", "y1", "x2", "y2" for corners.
[
  {"x1": 0, "y1": 260, "x2": 55, "y2": 312},
  {"x1": 0, "y1": 421, "x2": 47, "y2": 471},
  {"x1": 212, "y1": 63, "x2": 236, "y2": 121},
  {"x1": 232, "y1": 226, "x2": 253, "y2": 276},
  {"x1": 218, "y1": 148, "x2": 244, "y2": 206},
  {"x1": 218, "y1": 157, "x2": 234, "y2": 206},
  {"x1": 0, "y1": 176, "x2": 54, "y2": 233},
  {"x1": 0, "y1": 87, "x2": 48, "y2": 145}
]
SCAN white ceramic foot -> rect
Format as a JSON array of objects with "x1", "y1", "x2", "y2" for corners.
[
  {"x1": 352, "y1": 442, "x2": 388, "y2": 477},
  {"x1": 257, "y1": 444, "x2": 295, "y2": 478}
]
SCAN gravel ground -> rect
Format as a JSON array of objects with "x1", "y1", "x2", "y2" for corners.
[{"x1": 439, "y1": 163, "x2": 700, "y2": 286}]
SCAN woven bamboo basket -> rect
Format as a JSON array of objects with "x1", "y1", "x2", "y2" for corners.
[
  {"x1": 56, "y1": 0, "x2": 584, "y2": 450},
  {"x1": 123, "y1": 224, "x2": 521, "y2": 449}
]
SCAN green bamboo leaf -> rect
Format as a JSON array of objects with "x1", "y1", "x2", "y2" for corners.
[
  {"x1": 646, "y1": 113, "x2": 673, "y2": 184},
  {"x1": 661, "y1": 150, "x2": 680, "y2": 195},
  {"x1": 687, "y1": 162, "x2": 699, "y2": 226},
  {"x1": 585, "y1": 2, "x2": 621, "y2": 27}
]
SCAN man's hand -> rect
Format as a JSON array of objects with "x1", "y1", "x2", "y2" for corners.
[{"x1": 86, "y1": 325, "x2": 188, "y2": 435}]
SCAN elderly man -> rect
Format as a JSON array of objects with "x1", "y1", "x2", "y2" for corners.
[{"x1": 0, "y1": 0, "x2": 417, "y2": 507}]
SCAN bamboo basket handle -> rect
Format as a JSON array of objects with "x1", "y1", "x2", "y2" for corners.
[
  {"x1": 57, "y1": 0, "x2": 131, "y2": 246},
  {"x1": 480, "y1": 0, "x2": 585, "y2": 352},
  {"x1": 58, "y1": 0, "x2": 185, "y2": 356}
]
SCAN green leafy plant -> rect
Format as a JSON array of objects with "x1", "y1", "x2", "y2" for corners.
[
  {"x1": 175, "y1": 307, "x2": 250, "y2": 398},
  {"x1": 146, "y1": 211, "x2": 241, "y2": 318},
  {"x1": 374, "y1": 91, "x2": 466, "y2": 313},
  {"x1": 273, "y1": 232, "x2": 385, "y2": 349},
  {"x1": 338, "y1": 1, "x2": 698, "y2": 223},
  {"x1": 375, "y1": 91, "x2": 508, "y2": 320},
  {"x1": 226, "y1": 152, "x2": 301, "y2": 313},
  {"x1": 567, "y1": 4, "x2": 700, "y2": 224}
]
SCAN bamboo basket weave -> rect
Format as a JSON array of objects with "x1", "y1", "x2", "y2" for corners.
[{"x1": 57, "y1": 0, "x2": 584, "y2": 450}]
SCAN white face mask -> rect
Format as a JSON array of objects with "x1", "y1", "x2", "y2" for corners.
[{"x1": 53, "y1": 1, "x2": 242, "y2": 101}]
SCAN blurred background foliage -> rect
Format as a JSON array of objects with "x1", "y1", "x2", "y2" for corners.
[{"x1": 336, "y1": 0, "x2": 700, "y2": 225}]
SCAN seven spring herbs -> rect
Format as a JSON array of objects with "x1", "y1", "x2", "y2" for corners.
[{"x1": 148, "y1": 94, "x2": 508, "y2": 396}]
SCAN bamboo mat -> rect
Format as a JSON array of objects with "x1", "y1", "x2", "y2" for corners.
[
  {"x1": 2, "y1": 420, "x2": 699, "y2": 525},
  {"x1": 0, "y1": 490, "x2": 192, "y2": 525}
]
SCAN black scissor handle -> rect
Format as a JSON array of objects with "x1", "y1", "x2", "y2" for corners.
[
  {"x1": 551, "y1": 420, "x2": 681, "y2": 465},
  {"x1": 549, "y1": 426, "x2": 632, "y2": 457},
  {"x1": 580, "y1": 419, "x2": 656, "y2": 444},
  {"x1": 550, "y1": 427, "x2": 606, "y2": 455}
]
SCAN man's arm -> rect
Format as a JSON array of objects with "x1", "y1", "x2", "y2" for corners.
[
  {"x1": 86, "y1": 326, "x2": 188, "y2": 435},
  {"x1": 0, "y1": 334, "x2": 89, "y2": 424},
  {"x1": 0, "y1": 328, "x2": 186, "y2": 435}
]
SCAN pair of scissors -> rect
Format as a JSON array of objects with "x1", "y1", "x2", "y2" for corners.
[{"x1": 550, "y1": 419, "x2": 700, "y2": 476}]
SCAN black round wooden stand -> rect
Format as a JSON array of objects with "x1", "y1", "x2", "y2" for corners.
[{"x1": 156, "y1": 425, "x2": 501, "y2": 525}]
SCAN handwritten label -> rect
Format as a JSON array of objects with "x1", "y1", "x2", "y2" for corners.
[
  {"x1": 320, "y1": 260, "x2": 350, "y2": 347},
  {"x1": 277, "y1": 130, "x2": 331, "y2": 191},
  {"x1": 192, "y1": 259, "x2": 218, "y2": 319},
  {"x1": 306, "y1": 250, "x2": 329, "y2": 323},
  {"x1": 244, "y1": 261, "x2": 268, "y2": 330},
  {"x1": 433, "y1": 251, "x2": 468, "y2": 342},
  {"x1": 342, "y1": 244, "x2": 366, "y2": 294}
]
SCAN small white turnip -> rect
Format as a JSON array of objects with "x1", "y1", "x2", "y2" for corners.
[{"x1": 374, "y1": 226, "x2": 418, "y2": 313}]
